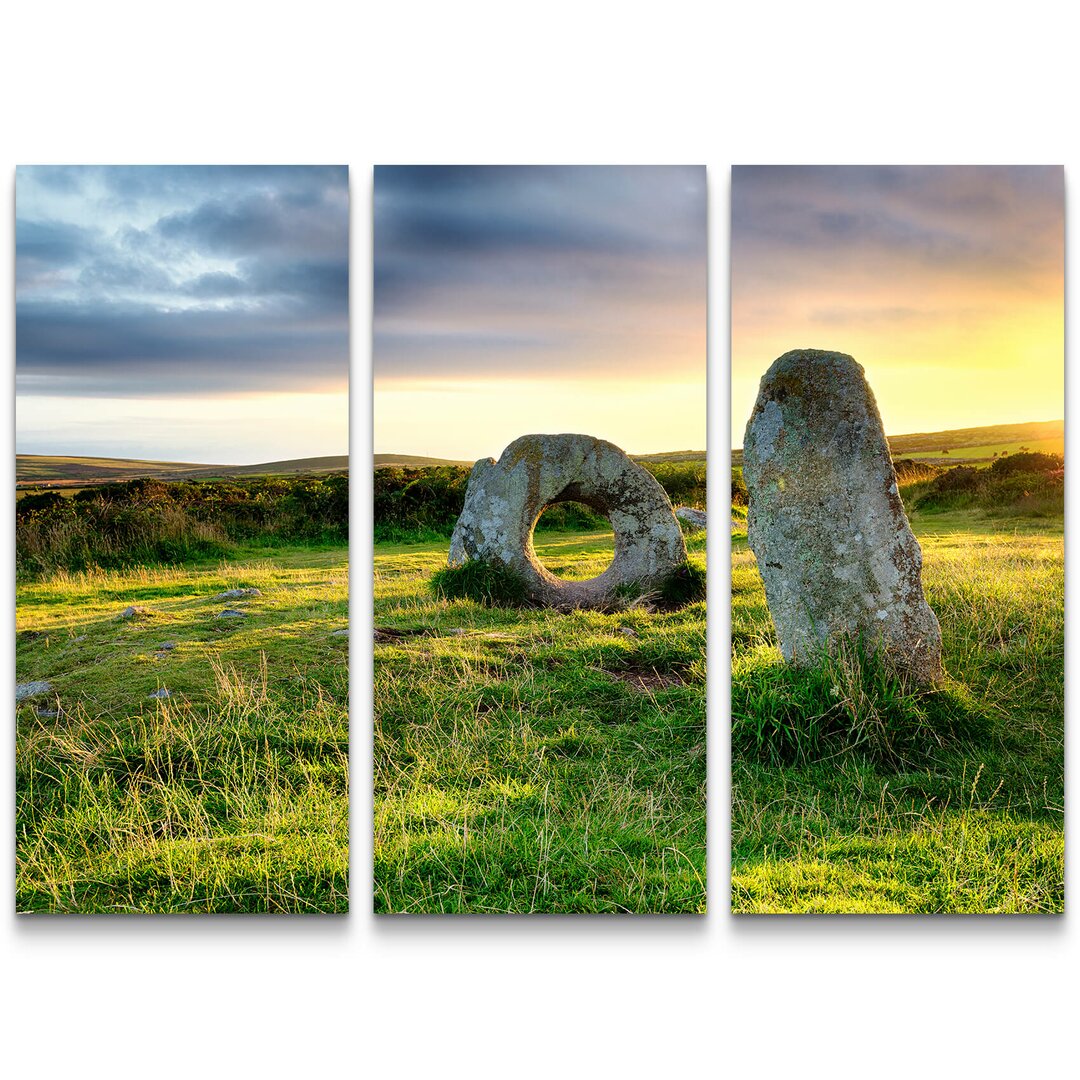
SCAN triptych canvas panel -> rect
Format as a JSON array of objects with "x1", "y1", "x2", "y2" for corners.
[{"x1": 13, "y1": 164, "x2": 1063, "y2": 914}]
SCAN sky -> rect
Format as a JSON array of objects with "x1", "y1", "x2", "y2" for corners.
[
  {"x1": 731, "y1": 165, "x2": 1064, "y2": 445},
  {"x1": 16, "y1": 165, "x2": 349, "y2": 464},
  {"x1": 374, "y1": 165, "x2": 706, "y2": 460}
]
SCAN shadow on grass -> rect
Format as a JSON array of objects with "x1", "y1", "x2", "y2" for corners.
[{"x1": 732, "y1": 643, "x2": 990, "y2": 768}]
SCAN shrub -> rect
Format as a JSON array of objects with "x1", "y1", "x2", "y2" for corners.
[
  {"x1": 990, "y1": 450, "x2": 1063, "y2": 478},
  {"x1": 731, "y1": 469, "x2": 748, "y2": 507},
  {"x1": 374, "y1": 460, "x2": 706, "y2": 542},
  {"x1": 914, "y1": 454, "x2": 1063, "y2": 515},
  {"x1": 16, "y1": 473, "x2": 348, "y2": 577},
  {"x1": 658, "y1": 560, "x2": 707, "y2": 605},
  {"x1": 430, "y1": 561, "x2": 530, "y2": 607}
]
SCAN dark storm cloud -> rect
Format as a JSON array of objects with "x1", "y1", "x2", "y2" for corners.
[
  {"x1": 731, "y1": 165, "x2": 1064, "y2": 275},
  {"x1": 15, "y1": 165, "x2": 348, "y2": 398},
  {"x1": 16, "y1": 301, "x2": 345, "y2": 396},
  {"x1": 373, "y1": 166, "x2": 706, "y2": 380}
]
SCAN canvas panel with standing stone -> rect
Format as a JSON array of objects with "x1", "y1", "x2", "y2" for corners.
[{"x1": 731, "y1": 165, "x2": 1064, "y2": 915}]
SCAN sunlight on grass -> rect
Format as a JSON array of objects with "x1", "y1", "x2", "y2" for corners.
[
  {"x1": 374, "y1": 529, "x2": 706, "y2": 913},
  {"x1": 15, "y1": 545, "x2": 349, "y2": 914},
  {"x1": 731, "y1": 502, "x2": 1064, "y2": 914}
]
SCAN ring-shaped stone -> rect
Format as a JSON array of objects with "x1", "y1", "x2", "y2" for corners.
[{"x1": 448, "y1": 434, "x2": 687, "y2": 608}]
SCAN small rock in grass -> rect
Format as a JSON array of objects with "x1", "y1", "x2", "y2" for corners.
[
  {"x1": 119, "y1": 605, "x2": 149, "y2": 619},
  {"x1": 675, "y1": 507, "x2": 707, "y2": 531},
  {"x1": 159, "y1": 641, "x2": 178, "y2": 650},
  {"x1": 16, "y1": 680, "x2": 52, "y2": 702},
  {"x1": 36, "y1": 708, "x2": 59, "y2": 719},
  {"x1": 448, "y1": 628, "x2": 467, "y2": 636},
  {"x1": 217, "y1": 588, "x2": 262, "y2": 599},
  {"x1": 218, "y1": 609, "x2": 246, "y2": 619},
  {"x1": 149, "y1": 688, "x2": 171, "y2": 700},
  {"x1": 331, "y1": 628, "x2": 349, "y2": 637},
  {"x1": 618, "y1": 627, "x2": 638, "y2": 638},
  {"x1": 73, "y1": 634, "x2": 88, "y2": 642}
]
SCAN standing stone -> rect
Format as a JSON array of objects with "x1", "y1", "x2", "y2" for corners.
[
  {"x1": 743, "y1": 349, "x2": 943, "y2": 684},
  {"x1": 448, "y1": 433, "x2": 687, "y2": 608}
]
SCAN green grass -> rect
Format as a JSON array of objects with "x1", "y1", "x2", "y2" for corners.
[
  {"x1": 732, "y1": 508, "x2": 1064, "y2": 914},
  {"x1": 374, "y1": 528, "x2": 706, "y2": 913},
  {"x1": 15, "y1": 544, "x2": 349, "y2": 913},
  {"x1": 898, "y1": 435, "x2": 1064, "y2": 462}
]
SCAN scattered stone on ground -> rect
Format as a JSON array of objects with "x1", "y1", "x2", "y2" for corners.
[
  {"x1": 448, "y1": 433, "x2": 687, "y2": 609},
  {"x1": 217, "y1": 588, "x2": 262, "y2": 599},
  {"x1": 119, "y1": 605, "x2": 150, "y2": 619},
  {"x1": 742, "y1": 348, "x2": 943, "y2": 684},
  {"x1": 73, "y1": 634, "x2": 88, "y2": 642},
  {"x1": 675, "y1": 506, "x2": 707, "y2": 531},
  {"x1": 16, "y1": 680, "x2": 52, "y2": 702},
  {"x1": 148, "y1": 688, "x2": 171, "y2": 699},
  {"x1": 217, "y1": 609, "x2": 247, "y2": 618},
  {"x1": 331, "y1": 628, "x2": 349, "y2": 637},
  {"x1": 618, "y1": 626, "x2": 639, "y2": 638},
  {"x1": 158, "y1": 641, "x2": 178, "y2": 650},
  {"x1": 36, "y1": 708, "x2": 59, "y2": 719}
]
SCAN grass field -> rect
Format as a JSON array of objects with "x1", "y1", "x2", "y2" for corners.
[
  {"x1": 731, "y1": 419, "x2": 1063, "y2": 468},
  {"x1": 15, "y1": 545, "x2": 349, "y2": 913},
  {"x1": 732, "y1": 508, "x2": 1064, "y2": 914},
  {"x1": 896, "y1": 435, "x2": 1064, "y2": 463},
  {"x1": 374, "y1": 529, "x2": 706, "y2": 913}
]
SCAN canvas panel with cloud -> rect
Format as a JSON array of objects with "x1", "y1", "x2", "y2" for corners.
[
  {"x1": 15, "y1": 165, "x2": 349, "y2": 914},
  {"x1": 373, "y1": 165, "x2": 707, "y2": 914}
]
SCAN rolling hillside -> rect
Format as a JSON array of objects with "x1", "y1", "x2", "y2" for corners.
[
  {"x1": 17, "y1": 454, "x2": 348, "y2": 486},
  {"x1": 374, "y1": 453, "x2": 473, "y2": 468},
  {"x1": 732, "y1": 419, "x2": 1063, "y2": 467},
  {"x1": 375, "y1": 449, "x2": 708, "y2": 468}
]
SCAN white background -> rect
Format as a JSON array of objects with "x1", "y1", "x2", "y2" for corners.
[{"x1": 2, "y1": 2, "x2": 1074, "y2": 1076}]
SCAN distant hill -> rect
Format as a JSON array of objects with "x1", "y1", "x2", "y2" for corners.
[
  {"x1": 17, "y1": 454, "x2": 348, "y2": 486},
  {"x1": 181, "y1": 456, "x2": 349, "y2": 478},
  {"x1": 631, "y1": 450, "x2": 707, "y2": 463},
  {"x1": 376, "y1": 449, "x2": 707, "y2": 468},
  {"x1": 375, "y1": 453, "x2": 474, "y2": 468},
  {"x1": 732, "y1": 420, "x2": 1063, "y2": 467}
]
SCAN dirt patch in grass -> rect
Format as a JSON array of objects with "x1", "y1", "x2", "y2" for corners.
[{"x1": 603, "y1": 665, "x2": 685, "y2": 693}]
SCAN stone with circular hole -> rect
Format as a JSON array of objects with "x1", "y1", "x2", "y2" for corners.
[{"x1": 448, "y1": 433, "x2": 687, "y2": 608}]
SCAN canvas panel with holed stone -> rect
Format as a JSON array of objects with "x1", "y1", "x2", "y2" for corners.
[
  {"x1": 731, "y1": 165, "x2": 1064, "y2": 915},
  {"x1": 373, "y1": 165, "x2": 707, "y2": 914}
]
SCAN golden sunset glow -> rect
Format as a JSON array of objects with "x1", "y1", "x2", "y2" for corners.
[
  {"x1": 374, "y1": 166, "x2": 706, "y2": 460},
  {"x1": 731, "y1": 166, "x2": 1064, "y2": 443}
]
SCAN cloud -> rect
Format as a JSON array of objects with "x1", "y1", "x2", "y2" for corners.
[
  {"x1": 16, "y1": 301, "x2": 346, "y2": 397},
  {"x1": 15, "y1": 165, "x2": 348, "y2": 399},
  {"x1": 373, "y1": 165, "x2": 706, "y2": 383},
  {"x1": 732, "y1": 165, "x2": 1064, "y2": 279}
]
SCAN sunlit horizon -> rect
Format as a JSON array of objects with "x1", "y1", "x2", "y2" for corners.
[
  {"x1": 731, "y1": 166, "x2": 1064, "y2": 447},
  {"x1": 374, "y1": 166, "x2": 706, "y2": 460},
  {"x1": 16, "y1": 166, "x2": 349, "y2": 463}
]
